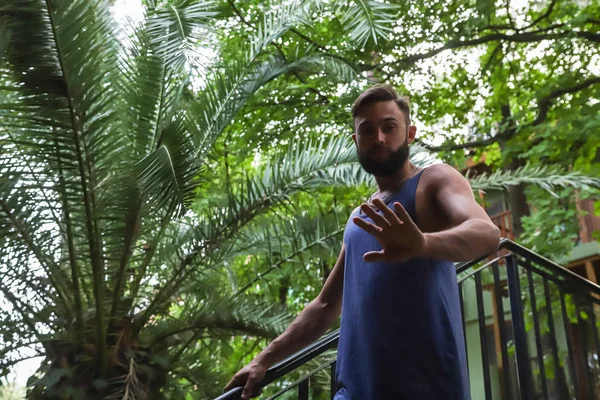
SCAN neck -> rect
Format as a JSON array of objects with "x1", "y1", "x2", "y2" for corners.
[{"x1": 375, "y1": 162, "x2": 416, "y2": 192}]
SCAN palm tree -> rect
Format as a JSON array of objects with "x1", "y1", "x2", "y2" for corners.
[
  {"x1": 1, "y1": 0, "x2": 599, "y2": 398},
  {"x1": 0, "y1": 0, "x2": 362, "y2": 397}
]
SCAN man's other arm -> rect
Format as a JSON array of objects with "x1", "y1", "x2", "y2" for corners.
[{"x1": 224, "y1": 244, "x2": 346, "y2": 399}]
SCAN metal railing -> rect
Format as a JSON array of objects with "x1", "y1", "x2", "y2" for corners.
[
  {"x1": 217, "y1": 329, "x2": 339, "y2": 400},
  {"x1": 217, "y1": 239, "x2": 600, "y2": 400}
]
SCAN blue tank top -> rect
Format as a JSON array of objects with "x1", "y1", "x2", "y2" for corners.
[{"x1": 335, "y1": 170, "x2": 470, "y2": 400}]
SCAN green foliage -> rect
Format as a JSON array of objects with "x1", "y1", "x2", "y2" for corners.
[{"x1": 519, "y1": 187, "x2": 581, "y2": 260}]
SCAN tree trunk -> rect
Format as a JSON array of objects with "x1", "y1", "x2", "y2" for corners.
[{"x1": 499, "y1": 104, "x2": 530, "y2": 237}]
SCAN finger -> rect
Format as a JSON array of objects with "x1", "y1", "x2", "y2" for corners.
[
  {"x1": 364, "y1": 250, "x2": 387, "y2": 262},
  {"x1": 372, "y1": 198, "x2": 402, "y2": 224},
  {"x1": 223, "y1": 376, "x2": 242, "y2": 393},
  {"x1": 353, "y1": 216, "x2": 382, "y2": 236},
  {"x1": 241, "y1": 377, "x2": 257, "y2": 400},
  {"x1": 393, "y1": 202, "x2": 412, "y2": 223},
  {"x1": 360, "y1": 203, "x2": 390, "y2": 227}
]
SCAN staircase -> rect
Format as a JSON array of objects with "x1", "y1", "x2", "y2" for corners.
[{"x1": 217, "y1": 239, "x2": 600, "y2": 400}]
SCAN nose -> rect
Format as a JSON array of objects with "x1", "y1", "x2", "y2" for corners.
[{"x1": 377, "y1": 129, "x2": 386, "y2": 144}]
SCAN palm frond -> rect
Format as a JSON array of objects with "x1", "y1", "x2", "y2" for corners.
[
  {"x1": 299, "y1": 143, "x2": 437, "y2": 189},
  {"x1": 194, "y1": 140, "x2": 436, "y2": 250},
  {"x1": 137, "y1": 115, "x2": 200, "y2": 213},
  {"x1": 133, "y1": 136, "x2": 357, "y2": 328},
  {"x1": 195, "y1": 136, "x2": 356, "y2": 246},
  {"x1": 316, "y1": 54, "x2": 361, "y2": 83},
  {"x1": 247, "y1": 0, "x2": 313, "y2": 63},
  {"x1": 120, "y1": 23, "x2": 170, "y2": 157},
  {"x1": 467, "y1": 164, "x2": 600, "y2": 195},
  {"x1": 337, "y1": 0, "x2": 398, "y2": 47},
  {"x1": 146, "y1": 0, "x2": 217, "y2": 71},
  {"x1": 232, "y1": 206, "x2": 349, "y2": 295},
  {"x1": 147, "y1": 295, "x2": 290, "y2": 350},
  {"x1": 287, "y1": 52, "x2": 360, "y2": 83},
  {"x1": 1, "y1": 0, "x2": 127, "y2": 376},
  {"x1": 0, "y1": 143, "x2": 73, "y2": 315},
  {"x1": 189, "y1": 0, "x2": 319, "y2": 158}
]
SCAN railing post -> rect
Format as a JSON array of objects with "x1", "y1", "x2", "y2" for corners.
[
  {"x1": 475, "y1": 273, "x2": 493, "y2": 400},
  {"x1": 543, "y1": 278, "x2": 571, "y2": 399},
  {"x1": 526, "y1": 268, "x2": 549, "y2": 399},
  {"x1": 506, "y1": 254, "x2": 533, "y2": 399},
  {"x1": 298, "y1": 379, "x2": 309, "y2": 400},
  {"x1": 492, "y1": 261, "x2": 511, "y2": 398},
  {"x1": 330, "y1": 361, "x2": 337, "y2": 399}
]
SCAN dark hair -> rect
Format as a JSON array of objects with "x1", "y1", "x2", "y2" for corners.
[{"x1": 351, "y1": 84, "x2": 411, "y2": 127}]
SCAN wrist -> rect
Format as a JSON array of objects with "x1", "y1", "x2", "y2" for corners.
[
  {"x1": 254, "y1": 349, "x2": 276, "y2": 368},
  {"x1": 421, "y1": 233, "x2": 438, "y2": 258}
]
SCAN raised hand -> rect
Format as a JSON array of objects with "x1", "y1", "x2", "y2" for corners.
[{"x1": 353, "y1": 198, "x2": 426, "y2": 263}]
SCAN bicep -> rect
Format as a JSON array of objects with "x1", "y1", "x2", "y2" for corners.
[{"x1": 432, "y1": 165, "x2": 491, "y2": 226}]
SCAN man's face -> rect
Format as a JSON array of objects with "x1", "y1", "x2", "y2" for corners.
[{"x1": 352, "y1": 101, "x2": 415, "y2": 177}]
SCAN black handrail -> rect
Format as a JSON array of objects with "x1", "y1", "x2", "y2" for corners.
[
  {"x1": 216, "y1": 238, "x2": 600, "y2": 399},
  {"x1": 216, "y1": 329, "x2": 340, "y2": 400},
  {"x1": 457, "y1": 239, "x2": 600, "y2": 296}
]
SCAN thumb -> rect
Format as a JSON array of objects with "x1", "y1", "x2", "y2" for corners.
[{"x1": 364, "y1": 250, "x2": 386, "y2": 263}]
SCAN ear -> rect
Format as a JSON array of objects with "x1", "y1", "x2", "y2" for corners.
[
  {"x1": 407, "y1": 125, "x2": 417, "y2": 144},
  {"x1": 352, "y1": 133, "x2": 357, "y2": 145}
]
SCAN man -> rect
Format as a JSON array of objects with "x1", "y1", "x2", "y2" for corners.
[{"x1": 224, "y1": 84, "x2": 500, "y2": 399}]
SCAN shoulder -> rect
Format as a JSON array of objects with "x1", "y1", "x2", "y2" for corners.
[{"x1": 420, "y1": 163, "x2": 469, "y2": 194}]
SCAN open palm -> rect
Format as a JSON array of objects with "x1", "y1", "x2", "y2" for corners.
[{"x1": 353, "y1": 198, "x2": 426, "y2": 263}]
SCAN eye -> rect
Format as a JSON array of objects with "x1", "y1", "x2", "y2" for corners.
[
  {"x1": 360, "y1": 126, "x2": 375, "y2": 136},
  {"x1": 383, "y1": 124, "x2": 396, "y2": 133}
]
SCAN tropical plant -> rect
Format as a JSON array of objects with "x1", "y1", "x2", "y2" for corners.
[{"x1": 0, "y1": 0, "x2": 366, "y2": 397}]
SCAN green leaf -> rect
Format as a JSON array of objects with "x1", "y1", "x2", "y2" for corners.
[{"x1": 337, "y1": 0, "x2": 398, "y2": 47}]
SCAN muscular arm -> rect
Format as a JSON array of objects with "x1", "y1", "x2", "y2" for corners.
[
  {"x1": 224, "y1": 245, "x2": 345, "y2": 398},
  {"x1": 257, "y1": 246, "x2": 345, "y2": 366},
  {"x1": 254, "y1": 245, "x2": 345, "y2": 366},
  {"x1": 422, "y1": 164, "x2": 500, "y2": 262}
]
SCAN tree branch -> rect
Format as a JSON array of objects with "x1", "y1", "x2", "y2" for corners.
[
  {"x1": 415, "y1": 133, "x2": 506, "y2": 152},
  {"x1": 226, "y1": 0, "x2": 254, "y2": 30},
  {"x1": 0, "y1": 353, "x2": 45, "y2": 370},
  {"x1": 289, "y1": 28, "x2": 328, "y2": 52},
  {"x1": 576, "y1": 31, "x2": 600, "y2": 43},
  {"x1": 533, "y1": 76, "x2": 600, "y2": 126},
  {"x1": 385, "y1": 30, "x2": 599, "y2": 69},
  {"x1": 418, "y1": 75, "x2": 600, "y2": 152},
  {"x1": 523, "y1": 0, "x2": 557, "y2": 30}
]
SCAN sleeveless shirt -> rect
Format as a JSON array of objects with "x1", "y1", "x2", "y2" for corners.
[{"x1": 334, "y1": 170, "x2": 470, "y2": 400}]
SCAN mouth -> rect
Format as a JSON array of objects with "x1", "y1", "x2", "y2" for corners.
[{"x1": 372, "y1": 148, "x2": 391, "y2": 155}]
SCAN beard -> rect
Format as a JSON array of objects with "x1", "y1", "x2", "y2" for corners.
[{"x1": 357, "y1": 139, "x2": 409, "y2": 177}]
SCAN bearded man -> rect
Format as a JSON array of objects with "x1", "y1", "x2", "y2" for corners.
[{"x1": 225, "y1": 84, "x2": 500, "y2": 400}]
